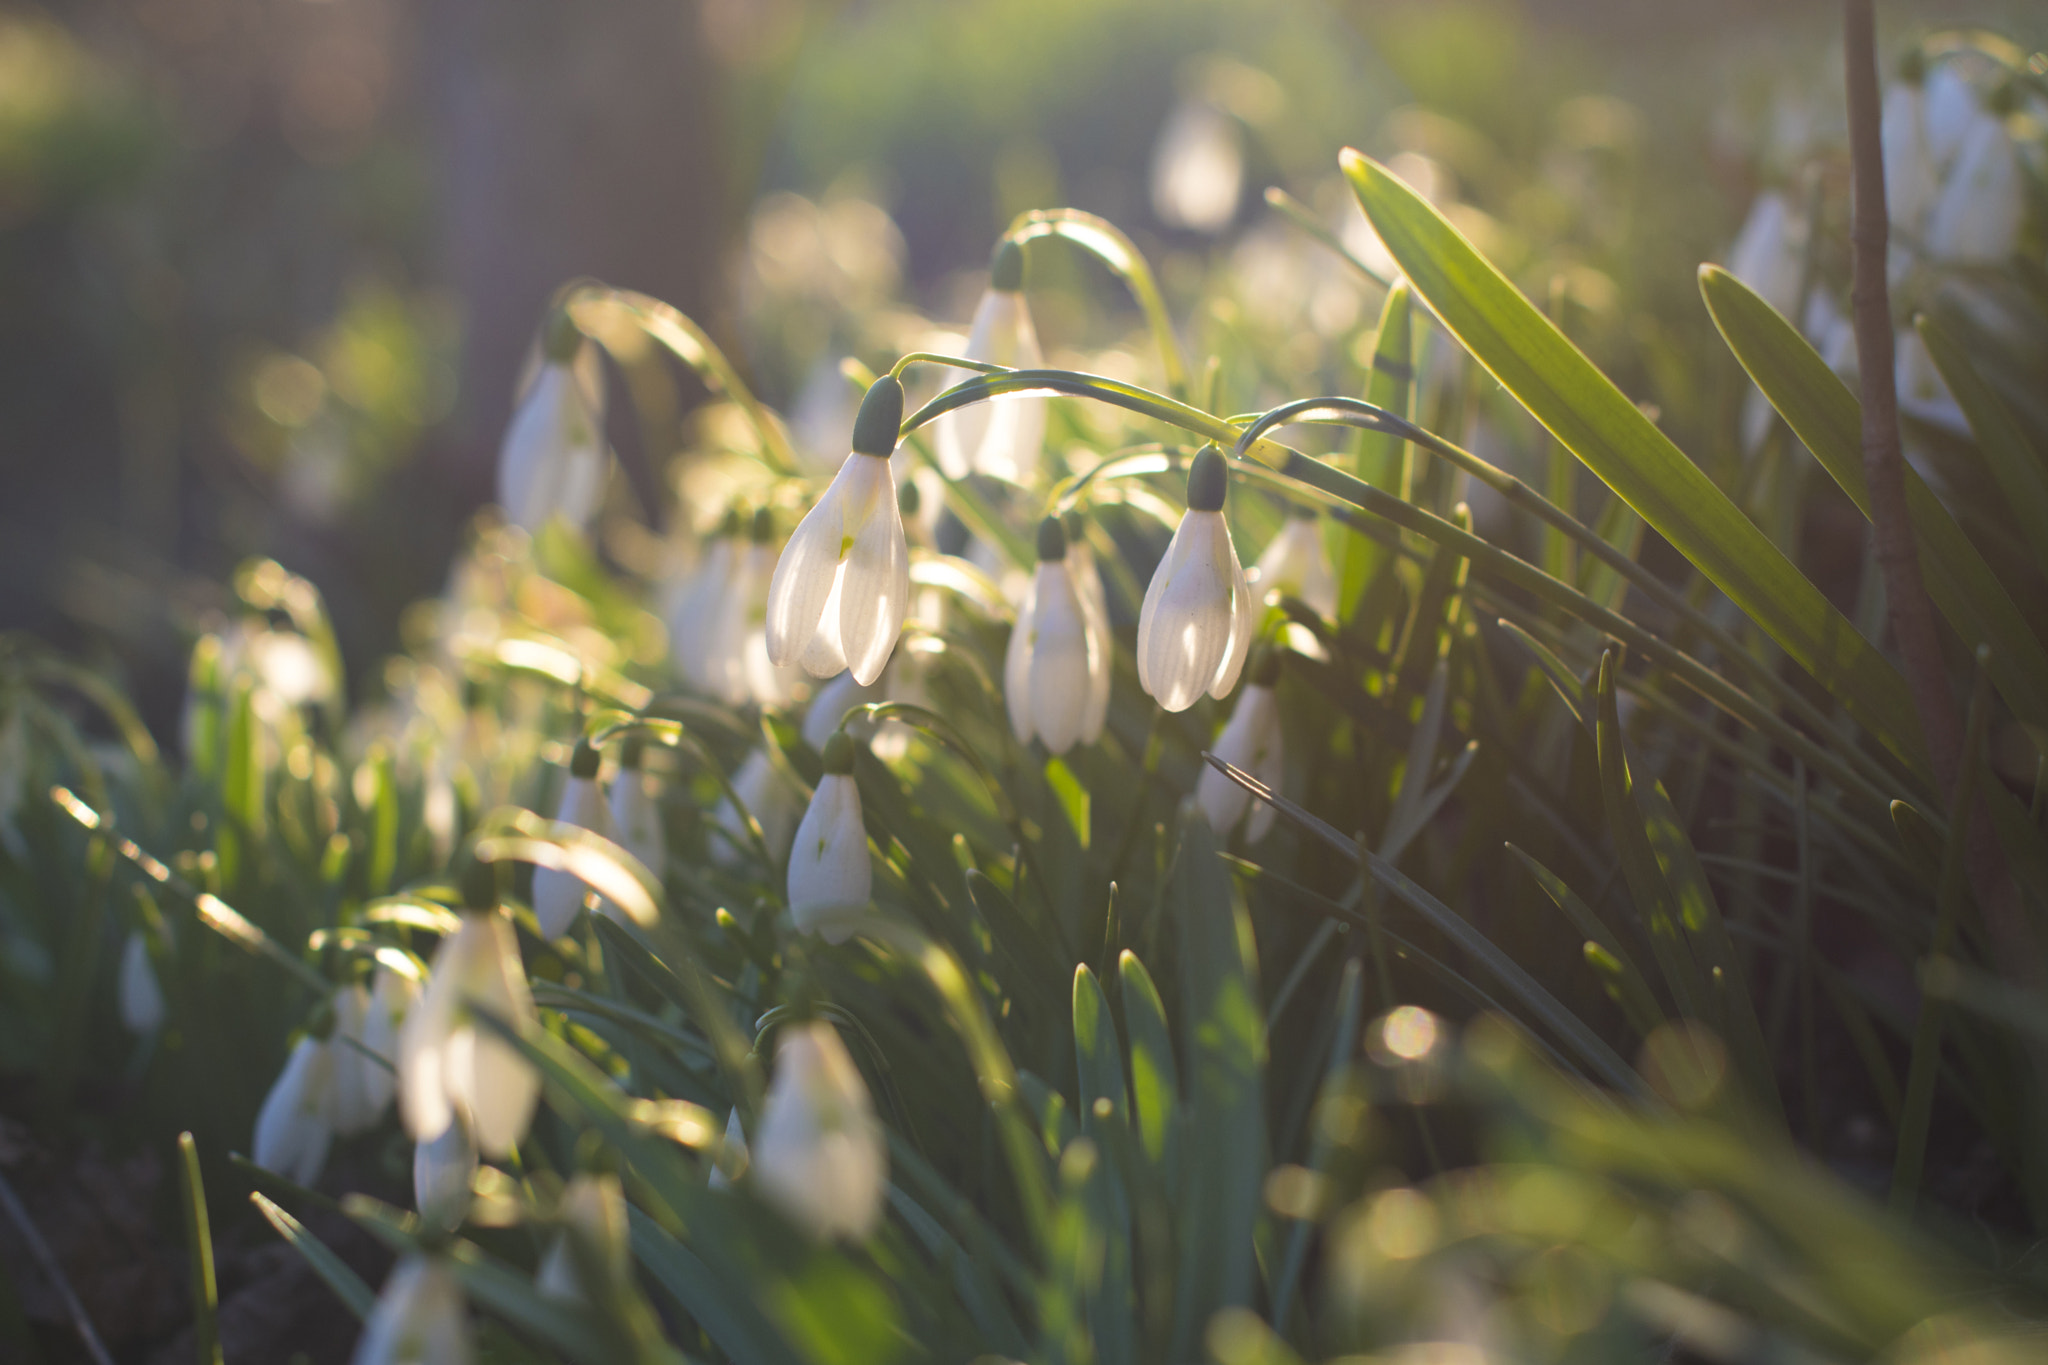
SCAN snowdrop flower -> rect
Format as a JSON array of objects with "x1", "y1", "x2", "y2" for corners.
[
  {"x1": 1922, "y1": 62, "x2": 1980, "y2": 167},
  {"x1": 532, "y1": 739, "x2": 618, "y2": 939},
  {"x1": 496, "y1": 314, "x2": 606, "y2": 535},
  {"x1": 397, "y1": 890, "x2": 541, "y2": 1160},
  {"x1": 1252, "y1": 511, "x2": 1338, "y2": 620},
  {"x1": 1196, "y1": 651, "x2": 1284, "y2": 842},
  {"x1": 1006, "y1": 517, "x2": 1106, "y2": 755},
  {"x1": 1064, "y1": 516, "x2": 1114, "y2": 745},
  {"x1": 698, "y1": 511, "x2": 798, "y2": 707},
  {"x1": 667, "y1": 509, "x2": 741, "y2": 690},
  {"x1": 352, "y1": 1255, "x2": 471, "y2": 1365},
  {"x1": 1925, "y1": 104, "x2": 2022, "y2": 264},
  {"x1": 536, "y1": 1173, "x2": 628, "y2": 1304},
  {"x1": 934, "y1": 241, "x2": 1046, "y2": 483},
  {"x1": 413, "y1": 1114, "x2": 478, "y2": 1231},
  {"x1": 1882, "y1": 78, "x2": 1939, "y2": 238},
  {"x1": 709, "y1": 1107, "x2": 748, "y2": 1190},
  {"x1": 753, "y1": 1021, "x2": 886, "y2": 1242},
  {"x1": 711, "y1": 748, "x2": 803, "y2": 867},
  {"x1": 119, "y1": 929, "x2": 165, "y2": 1035},
  {"x1": 1138, "y1": 446, "x2": 1256, "y2": 712},
  {"x1": 254, "y1": 1034, "x2": 335, "y2": 1187},
  {"x1": 787, "y1": 733, "x2": 871, "y2": 943},
  {"x1": 608, "y1": 737, "x2": 667, "y2": 883},
  {"x1": 327, "y1": 980, "x2": 396, "y2": 1136},
  {"x1": 1725, "y1": 190, "x2": 1804, "y2": 320},
  {"x1": 765, "y1": 376, "x2": 910, "y2": 687},
  {"x1": 1151, "y1": 96, "x2": 1243, "y2": 233}
]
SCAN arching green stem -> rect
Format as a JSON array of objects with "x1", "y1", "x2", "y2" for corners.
[{"x1": 1004, "y1": 209, "x2": 1191, "y2": 399}]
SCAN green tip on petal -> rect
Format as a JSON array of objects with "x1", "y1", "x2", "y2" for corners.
[
  {"x1": 1250, "y1": 647, "x2": 1283, "y2": 688},
  {"x1": 850, "y1": 375, "x2": 905, "y2": 458},
  {"x1": 820, "y1": 731, "x2": 860, "y2": 775},
  {"x1": 542, "y1": 308, "x2": 583, "y2": 363},
  {"x1": 1035, "y1": 515, "x2": 1068, "y2": 562},
  {"x1": 570, "y1": 737, "x2": 602, "y2": 779},
  {"x1": 620, "y1": 734, "x2": 647, "y2": 770},
  {"x1": 460, "y1": 854, "x2": 498, "y2": 912},
  {"x1": 990, "y1": 239, "x2": 1026, "y2": 293},
  {"x1": 1186, "y1": 445, "x2": 1228, "y2": 513},
  {"x1": 750, "y1": 506, "x2": 776, "y2": 543}
]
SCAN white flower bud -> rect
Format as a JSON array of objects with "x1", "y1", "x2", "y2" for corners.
[
  {"x1": 752, "y1": 1022, "x2": 886, "y2": 1242},
  {"x1": 397, "y1": 910, "x2": 540, "y2": 1160},
  {"x1": 608, "y1": 744, "x2": 667, "y2": 885},
  {"x1": 1196, "y1": 676, "x2": 1284, "y2": 843},
  {"x1": 1138, "y1": 449, "x2": 1254, "y2": 712},
  {"x1": 1006, "y1": 519, "x2": 1099, "y2": 755},
  {"x1": 351, "y1": 1255, "x2": 471, "y2": 1365},
  {"x1": 934, "y1": 243, "x2": 1045, "y2": 482},
  {"x1": 119, "y1": 929, "x2": 166, "y2": 1035},
  {"x1": 496, "y1": 340, "x2": 606, "y2": 535},
  {"x1": 254, "y1": 1035, "x2": 335, "y2": 1187},
  {"x1": 787, "y1": 749, "x2": 871, "y2": 944},
  {"x1": 327, "y1": 982, "x2": 395, "y2": 1136},
  {"x1": 1925, "y1": 109, "x2": 2022, "y2": 264},
  {"x1": 1068, "y1": 536, "x2": 1114, "y2": 745},
  {"x1": 413, "y1": 1115, "x2": 478, "y2": 1232},
  {"x1": 1251, "y1": 514, "x2": 1338, "y2": 620},
  {"x1": 1725, "y1": 190, "x2": 1804, "y2": 320}
]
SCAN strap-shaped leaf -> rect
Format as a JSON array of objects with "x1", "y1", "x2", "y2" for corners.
[
  {"x1": 1343, "y1": 151, "x2": 1927, "y2": 779},
  {"x1": 1700, "y1": 265, "x2": 2048, "y2": 739}
]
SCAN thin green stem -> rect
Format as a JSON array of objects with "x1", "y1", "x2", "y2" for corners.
[{"x1": 1005, "y1": 209, "x2": 1191, "y2": 398}]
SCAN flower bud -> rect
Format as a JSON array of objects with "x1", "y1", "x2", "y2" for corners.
[
  {"x1": 608, "y1": 737, "x2": 668, "y2": 884},
  {"x1": 1196, "y1": 651, "x2": 1285, "y2": 841},
  {"x1": 1137, "y1": 447, "x2": 1254, "y2": 711},
  {"x1": 351, "y1": 1255, "x2": 471, "y2": 1365},
  {"x1": 413, "y1": 1114, "x2": 478, "y2": 1231},
  {"x1": 254, "y1": 1034, "x2": 336, "y2": 1187},
  {"x1": 752, "y1": 1022, "x2": 886, "y2": 1241},
  {"x1": 397, "y1": 910, "x2": 540, "y2": 1159},
  {"x1": 787, "y1": 738, "x2": 871, "y2": 943},
  {"x1": 118, "y1": 929, "x2": 166, "y2": 1035}
]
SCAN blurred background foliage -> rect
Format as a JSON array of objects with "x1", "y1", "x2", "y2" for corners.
[{"x1": 5, "y1": 0, "x2": 2036, "y2": 739}]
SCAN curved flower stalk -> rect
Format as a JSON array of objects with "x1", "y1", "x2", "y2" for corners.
[
  {"x1": 351, "y1": 1255, "x2": 471, "y2": 1365},
  {"x1": 254, "y1": 1033, "x2": 335, "y2": 1186},
  {"x1": 1196, "y1": 650, "x2": 1284, "y2": 842},
  {"x1": 1006, "y1": 517, "x2": 1106, "y2": 755},
  {"x1": 1138, "y1": 445, "x2": 1255, "y2": 712},
  {"x1": 765, "y1": 377, "x2": 911, "y2": 687},
  {"x1": 608, "y1": 737, "x2": 667, "y2": 883},
  {"x1": 934, "y1": 241, "x2": 1046, "y2": 483},
  {"x1": 496, "y1": 313, "x2": 607, "y2": 535},
  {"x1": 118, "y1": 928, "x2": 165, "y2": 1035},
  {"x1": 397, "y1": 883, "x2": 541, "y2": 1160},
  {"x1": 752, "y1": 1020, "x2": 886, "y2": 1242},
  {"x1": 1251, "y1": 510, "x2": 1338, "y2": 620},
  {"x1": 787, "y1": 733, "x2": 871, "y2": 943},
  {"x1": 532, "y1": 739, "x2": 618, "y2": 938},
  {"x1": 711, "y1": 748, "x2": 802, "y2": 868},
  {"x1": 413, "y1": 1113, "x2": 478, "y2": 1231}
]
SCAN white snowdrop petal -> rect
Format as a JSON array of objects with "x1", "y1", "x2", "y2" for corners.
[
  {"x1": 532, "y1": 776, "x2": 614, "y2": 938},
  {"x1": 1210, "y1": 552, "x2": 1256, "y2": 701},
  {"x1": 1142, "y1": 512, "x2": 1239, "y2": 711},
  {"x1": 414, "y1": 1117, "x2": 478, "y2": 1231},
  {"x1": 835, "y1": 461, "x2": 909, "y2": 687},
  {"x1": 119, "y1": 930, "x2": 166, "y2": 1035},
  {"x1": 765, "y1": 475, "x2": 848, "y2": 667},
  {"x1": 255, "y1": 1036, "x2": 335, "y2": 1187},
  {"x1": 1027, "y1": 564, "x2": 1091, "y2": 755},
  {"x1": 788, "y1": 777, "x2": 872, "y2": 941},
  {"x1": 752, "y1": 1023, "x2": 886, "y2": 1241},
  {"x1": 352, "y1": 1256, "x2": 472, "y2": 1365},
  {"x1": 1004, "y1": 581, "x2": 1040, "y2": 744},
  {"x1": 1073, "y1": 545, "x2": 1113, "y2": 743}
]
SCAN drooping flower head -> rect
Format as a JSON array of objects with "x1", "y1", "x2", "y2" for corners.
[
  {"x1": 352, "y1": 1255, "x2": 472, "y2": 1365},
  {"x1": 1006, "y1": 516, "x2": 1107, "y2": 755},
  {"x1": 752, "y1": 1021, "x2": 887, "y2": 1242},
  {"x1": 935, "y1": 240, "x2": 1046, "y2": 483},
  {"x1": 1137, "y1": 445, "x2": 1255, "y2": 712},
  {"x1": 532, "y1": 738, "x2": 616, "y2": 939},
  {"x1": 254, "y1": 1032, "x2": 335, "y2": 1187},
  {"x1": 1252, "y1": 509, "x2": 1338, "y2": 621},
  {"x1": 1196, "y1": 648, "x2": 1285, "y2": 842},
  {"x1": 765, "y1": 377, "x2": 911, "y2": 686},
  {"x1": 397, "y1": 863, "x2": 541, "y2": 1160},
  {"x1": 787, "y1": 732, "x2": 872, "y2": 943},
  {"x1": 496, "y1": 309, "x2": 607, "y2": 535}
]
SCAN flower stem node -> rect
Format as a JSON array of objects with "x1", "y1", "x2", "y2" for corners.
[
  {"x1": 850, "y1": 375, "x2": 905, "y2": 458},
  {"x1": 990, "y1": 238, "x2": 1026, "y2": 293}
]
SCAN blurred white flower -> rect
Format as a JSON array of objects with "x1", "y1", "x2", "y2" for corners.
[
  {"x1": 1151, "y1": 97, "x2": 1242, "y2": 233},
  {"x1": 1138, "y1": 447, "x2": 1255, "y2": 712},
  {"x1": 934, "y1": 241, "x2": 1046, "y2": 483},
  {"x1": 496, "y1": 323, "x2": 607, "y2": 535},
  {"x1": 254, "y1": 1034, "x2": 335, "y2": 1187},
  {"x1": 1251, "y1": 513, "x2": 1338, "y2": 620},
  {"x1": 1196, "y1": 654, "x2": 1284, "y2": 842},
  {"x1": 351, "y1": 1255, "x2": 471, "y2": 1365},
  {"x1": 753, "y1": 1021, "x2": 886, "y2": 1242},
  {"x1": 668, "y1": 513, "x2": 740, "y2": 691},
  {"x1": 1882, "y1": 80, "x2": 1939, "y2": 238},
  {"x1": 787, "y1": 735, "x2": 871, "y2": 943},
  {"x1": 1922, "y1": 62, "x2": 1980, "y2": 167},
  {"x1": 709, "y1": 1107, "x2": 748, "y2": 1190},
  {"x1": 398, "y1": 908, "x2": 540, "y2": 1160},
  {"x1": 1067, "y1": 530, "x2": 1114, "y2": 745},
  {"x1": 712, "y1": 748, "x2": 803, "y2": 867},
  {"x1": 1725, "y1": 190, "x2": 1804, "y2": 320},
  {"x1": 765, "y1": 378, "x2": 910, "y2": 687},
  {"x1": 608, "y1": 738, "x2": 667, "y2": 885},
  {"x1": 327, "y1": 980, "x2": 396, "y2": 1137},
  {"x1": 1006, "y1": 518, "x2": 1102, "y2": 755},
  {"x1": 535, "y1": 1173, "x2": 628, "y2": 1304},
  {"x1": 1895, "y1": 328, "x2": 1969, "y2": 435},
  {"x1": 532, "y1": 740, "x2": 618, "y2": 939},
  {"x1": 118, "y1": 929, "x2": 165, "y2": 1035},
  {"x1": 413, "y1": 1112, "x2": 478, "y2": 1231},
  {"x1": 1925, "y1": 107, "x2": 2022, "y2": 263}
]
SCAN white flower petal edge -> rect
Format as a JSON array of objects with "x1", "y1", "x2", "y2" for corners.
[
  {"x1": 834, "y1": 459, "x2": 910, "y2": 687},
  {"x1": 1138, "y1": 510, "x2": 1247, "y2": 712},
  {"x1": 254, "y1": 1035, "x2": 335, "y2": 1187},
  {"x1": 351, "y1": 1255, "x2": 472, "y2": 1365},
  {"x1": 765, "y1": 469, "x2": 851, "y2": 671},
  {"x1": 1196, "y1": 683, "x2": 1284, "y2": 841},
  {"x1": 787, "y1": 774, "x2": 872, "y2": 944},
  {"x1": 396, "y1": 912, "x2": 540, "y2": 1159},
  {"x1": 1071, "y1": 541, "x2": 1113, "y2": 743},
  {"x1": 752, "y1": 1021, "x2": 886, "y2": 1242}
]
